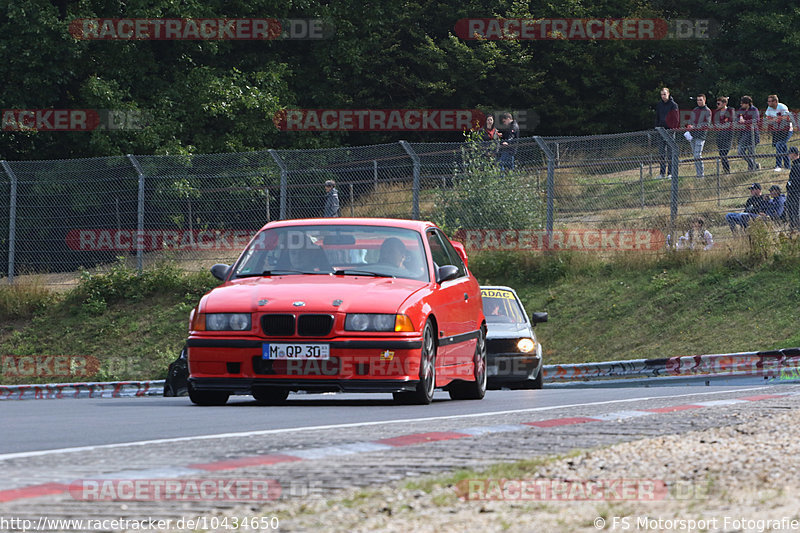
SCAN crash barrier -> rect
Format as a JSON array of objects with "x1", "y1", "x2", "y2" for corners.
[
  {"x1": 543, "y1": 348, "x2": 800, "y2": 382},
  {"x1": 2, "y1": 348, "x2": 799, "y2": 399},
  {"x1": 0, "y1": 380, "x2": 164, "y2": 400}
]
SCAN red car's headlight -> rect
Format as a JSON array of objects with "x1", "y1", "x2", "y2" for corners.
[{"x1": 192, "y1": 313, "x2": 252, "y2": 331}]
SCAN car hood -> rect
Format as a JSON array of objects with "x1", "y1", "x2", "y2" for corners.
[
  {"x1": 203, "y1": 275, "x2": 429, "y2": 314},
  {"x1": 485, "y1": 322, "x2": 534, "y2": 339}
]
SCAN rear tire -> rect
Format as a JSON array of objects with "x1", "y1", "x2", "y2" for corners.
[
  {"x1": 252, "y1": 387, "x2": 289, "y2": 405},
  {"x1": 393, "y1": 320, "x2": 436, "y2": 405},
  {"x1": 188, "y1": 382, "x2": 229, "y2": 406},
  {"x1": 448, "y1": 325, "x2": 487, "y2": 400}
]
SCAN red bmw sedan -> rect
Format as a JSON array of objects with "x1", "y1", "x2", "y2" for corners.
[{"x1": 186, "y1": 218, "x2": 486, "y2": 405}]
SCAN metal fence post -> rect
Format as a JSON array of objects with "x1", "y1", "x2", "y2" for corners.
[
  {"x1": 399, "y1": 141, "x2": 420, "y2": 220},
  {"x1": 533, "y1": 137, "x2": 555, "y2": 235},
  {"x1": 268, "y1": 149, "x2": 288, "y2": 220},
  {"x1": 640, "y1": 163, "x2": 645, "y2": 208},
  {"x1": 1, "y1": 161, "x2": 17, "y2": 283},
  {"x1": 127, "y1": 155, "x2": 146, "y2": 273},
  {"x1": 656, "y1": 128, "x2": 680, "y2": 224}
]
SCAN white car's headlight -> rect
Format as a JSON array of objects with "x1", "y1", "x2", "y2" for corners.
[
  {"x1": 517, "y1": 338, "x2": 535, "y2": 353},
  {"x1": 345, "y1": 313, "x2": 396, "y2": 332},
  {"x1": 205, "y1": 313, "x2": 252, "y2": 331}
]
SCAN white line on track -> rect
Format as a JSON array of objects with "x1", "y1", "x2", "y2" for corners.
[{"x1": 0, "y1": 386, "x2": 773, "y2": 461}]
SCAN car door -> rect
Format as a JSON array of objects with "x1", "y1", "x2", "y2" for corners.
[{"x1": 426, "y1": 229, "x2": 478, "y2": 367}]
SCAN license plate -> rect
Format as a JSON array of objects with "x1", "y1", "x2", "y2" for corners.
[{"x1": 263, "y1": 343, "x2": 330, "y2": 360}]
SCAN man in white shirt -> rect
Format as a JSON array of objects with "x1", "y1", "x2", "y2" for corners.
[{"x1": 765, "y1": 94, "x2": 793, "y2": 171}]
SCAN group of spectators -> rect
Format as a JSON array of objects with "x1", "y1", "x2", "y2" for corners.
[
  {"x1": 656, "y1": 87, "x2": 794, "y2": 178},
  {"x1": 478, "y1": 112, "x2": 520, "y2": 170}
]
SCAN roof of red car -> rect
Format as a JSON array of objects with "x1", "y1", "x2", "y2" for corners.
[{"x1": 258, "y1": 217, "x2": 436, "y2": 232}]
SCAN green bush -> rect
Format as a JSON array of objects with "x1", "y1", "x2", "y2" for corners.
[{"x1": 432, "y1": 131, "x2": 545, "y2": 233}]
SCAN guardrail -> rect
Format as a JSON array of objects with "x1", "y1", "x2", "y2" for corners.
[
  {"x1": 543, "y1": 348, "x2": 800, "y2": 382},
  {"x1": 2, "y1": 348, "x2": 799, "y2": 399}
]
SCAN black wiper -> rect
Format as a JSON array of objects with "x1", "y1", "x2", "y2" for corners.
[
  {"x1": 236, "y1": 269, "x2": 308, "y2": 278},
  {"x1": 333, "y1": 269, "x2": 392, "y2": 277}
]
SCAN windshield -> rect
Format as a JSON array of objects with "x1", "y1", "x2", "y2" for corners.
[
  {"x1": 233, "y1": 224, "x2": 430, "y2": 281},
  {"x1": 481, "y1": 288, "x2": 526, "y2": 324}
]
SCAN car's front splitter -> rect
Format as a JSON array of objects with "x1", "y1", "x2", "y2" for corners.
[{"x1": 189, "y1": 377, "x2": 419, "y2": 394}]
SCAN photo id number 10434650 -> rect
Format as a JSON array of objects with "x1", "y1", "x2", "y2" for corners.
[{"x1": 262, "y1": 343, "x2": 330, "y2": 360}]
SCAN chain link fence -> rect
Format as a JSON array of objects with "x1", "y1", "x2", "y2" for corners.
[{"x1": 2, "y1": 127, "x2": 796, "y2": 284}]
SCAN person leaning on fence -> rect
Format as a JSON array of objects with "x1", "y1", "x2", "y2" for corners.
[
  {"x1": 685, "y1": 94, "x2": 712, "y2": 178},
  {"x1": 725, "y1": 182, "x2": 769, "y2": 233},
  {"x1": 736, "y1": 96, "x2": 761, "y2": 171},
  {"x1": 676, "y1": 218, "x2": 714, "y2": 250},
  {"x1": 322, "y1": 179, "x2": 340, "y2": 217},
  {"x1": 712, "y1": 96, "x2": 734, "y2": 174},
  {"x1": 496, "y1": 112, "x2": 519, "y2": 170},
  {"x1": 764, "y1": 94, "x2": 793, "y2": 171},
  {"x1": 787, "y1": 147, "x2": 800, "y2": 231},
  {"x1": 655, "y1": 87, "x2": 679, "y2": 179}
]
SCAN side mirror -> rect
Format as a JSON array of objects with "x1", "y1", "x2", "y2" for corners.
[
  {"x1": 450, "y1": 240, "x2": 469, "y2": 268},
  {"x1": 531, "y1": 312, "x2": 548, "y2": 325},
  {"x1": 210, "y1": 263, "x2": 231, "y2": 281},
  {"x1": 436, "y1": 264, "x2": 460, "y2": 284}
]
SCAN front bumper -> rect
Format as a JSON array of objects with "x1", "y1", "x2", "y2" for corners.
[
  {"x1": 486, "y1": 353, "x2": 542, "y2": 383},
  {"x1": 186, "y1": 336, "x2": 424, "y2": 387}
]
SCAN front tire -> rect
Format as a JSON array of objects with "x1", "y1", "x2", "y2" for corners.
[
  {"x1": 188, "y1": 382, "x2": 230, "y2": 406},
  {"x1": 394, "y1": 320, "x2": 436, "y2": 405},
  {"x1": 449, "y1": 325, "x2": 487, "y2": 400}
]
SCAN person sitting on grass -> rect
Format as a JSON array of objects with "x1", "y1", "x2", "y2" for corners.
[
  {"x1": 763, "y1": 184, "x2": 786, "y2": 222},
  {"x1": 725, "y1": 183, "x2": 770, "y2": 233},
  {"x1": 676, "y1": 218, "x2": 714, "y2": 250}
]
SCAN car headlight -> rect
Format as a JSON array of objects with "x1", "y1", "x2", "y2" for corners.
[
  {"x1": 205, "y1": 313, "x2": 252, "y2": 331},
  {"x1": 517, "y1": 338, "x2": 535, "y2": 353},
  {"x1": 345, "y1": 314, "x2": 410, "y2": 332}
]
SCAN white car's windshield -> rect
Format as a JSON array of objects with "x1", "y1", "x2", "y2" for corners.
[
  {"x1": 233, "y1": 225, "x2": 429, "y2": 281},
  {"x1": 481, "y1": 289, "x2": 526, "y2": 324}
]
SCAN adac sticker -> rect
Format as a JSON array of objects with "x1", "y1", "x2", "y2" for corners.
[
  {"x1": 379, "y1": 350, "x2": 395, "y2": 361},
  {"x1": 481, "y1": 289, "x2": 514, "y2": 300}
]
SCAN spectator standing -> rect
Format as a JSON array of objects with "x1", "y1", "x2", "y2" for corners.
[
  {"x1": 497, "y1": 112, "x2": 519, "y2": 170},
  {"x1": 736, "y1": 96, "x2": 761, "y2": 171},
  {"x1": 685, "y1": 94, "x2": 712, "y2": 177},
  {"x1": 322, "y1": 179, "x2": 340, "y2": 217},
  {"x1": 725, "y1": 182, "x2": 769, "y2": 232},
  {"x1": 655, "y1": 87, "x2": 679, "y2": 178},
  {"x1": 479, "y1": 114, "x2": 499, "y2": 142},
  {"x1": 787, "y1": 146, "x2": 800, "y2": 230},
  {"x1": 764, "y1": 95, "x2": 793, "y2": 171},
  {"x1": 712, "y1": 96, "x2": 734, "y2": 174}
]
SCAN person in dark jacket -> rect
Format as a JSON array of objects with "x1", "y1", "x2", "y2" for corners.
[
  {"x1": 497, "y1": 112, "x2": 519, "y2": 170},
  {"x1": 712, "y1": 97, "x2": 734, "y2": 174},
  {"x1": 322, "y1": 179, "x2": 340, "y2": 217},
  {"x1": 725, "y1": 182, "x2": 770, "y2": 233},
  {"x1": 787, "y1": 146, "x2": 800, "y2": 230},
  {"x1": 655, "y1": 87, "x2": 679, "y2": 178},
  {"x1": 685, "y1": 94, "x2": 712, "y2": 177},
  {"x1": 736, "y1": 96, "x2": 761, "y2": 171}
]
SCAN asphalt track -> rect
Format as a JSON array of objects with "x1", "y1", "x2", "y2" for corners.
[{"x1": 0, "y1": 379, "x2": 778, "y2": 455}]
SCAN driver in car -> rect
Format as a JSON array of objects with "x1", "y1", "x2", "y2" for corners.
[{"x1": 378, "y1": 237, "x2": 407, "y2": 269}]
